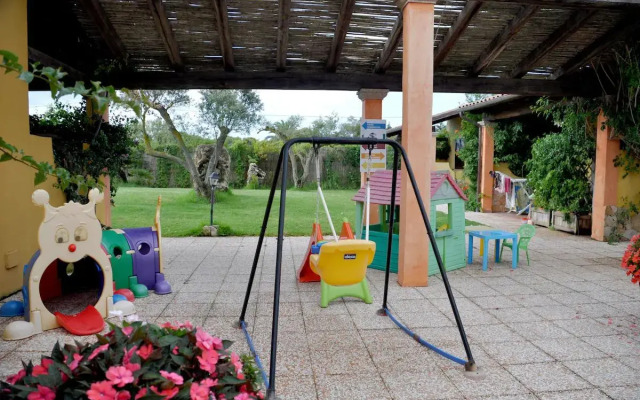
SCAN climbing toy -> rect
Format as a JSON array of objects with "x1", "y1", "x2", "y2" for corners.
[{"x1": 2, "y1": 189, "x2": 135, "y2": 341}]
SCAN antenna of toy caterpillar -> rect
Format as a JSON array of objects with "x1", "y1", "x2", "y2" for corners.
[
  {"x1": 88, "y1": 188, "x2": 104, "y2": 205},
  {"x1": 32, "y1": 189, "x2": 57, "y2": 222}
]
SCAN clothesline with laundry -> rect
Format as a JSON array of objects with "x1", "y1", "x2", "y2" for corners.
[{"x1": 492, "y1": 171, "x2": 531, "y2": 214}]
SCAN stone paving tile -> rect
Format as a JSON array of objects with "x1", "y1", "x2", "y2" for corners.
[
  {"x1": 314, "y1": 373, "x2": 392, "y2": 400},
  {"x1": 380, "y1": 370, "x2": 463, "y2": 399},
  {"x1": 505, "y1": 362, "x2": 591, "y2": 392},
  {"x1": 275, "y1": 373, "x2": 318, "y2": 400},
  {"x1": 470, "y1": 295, "x2": 522, "y2": 309},
  {"x1": 445, "y1": 366, "x2": 530, "y2": 397},
  {"x1": 369, "y1": 345, "x2": 439, "y2": 374},
  {"x1": 552, "y1": 318, "x2": 619, "y2": 337},
  {"x1": 537, "y1": 389, "x2": 611, "y2": 399},
  {"x1": 601, "y1": 386, "x2": 640, "y2": 400},
  {"x1": 582, "y1": 334, "x2": 640, "y2": 356},
  {"x1": 0, "y1": 351, "x2": 49, "y2": 380},
  {"x1": 564, "y1": 358, "x2": 639, "y2": 387},
  {"x1": 467, "y1": 324, "x2": 525, "y2": 343},
  {"x1": 480, "y1": 340, "x2": 554, "y2": 365},
  {"x1": 531, "y1": 337, "x2": 606, "y2": 361},
  {"x1": 488, "y1": 308, "x2": 545, "y2": 323},
  {"x1": 508, "y1": 321, "x2": 573, "y2": 340},
  {"x1": 303, "y1": 313, "x2": 355, "y2": 332}
]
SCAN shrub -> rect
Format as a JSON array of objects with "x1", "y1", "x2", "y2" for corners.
[
  {"x1": 622, "y1": 234, "x2": 640, "y2": 284},
  {"x1": 0, "y1": 321, "x2": 263, "y2": 399},
  {"x1": 435, "y1": 134, "x2": 451, "y2": 161}
]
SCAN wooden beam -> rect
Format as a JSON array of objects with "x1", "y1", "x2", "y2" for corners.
[
  {"x1": 552, "y1": 15, "x2": 640, "y2": 79},
  {"x1": 211, "y1": 0, "x2": 235, "y2": 72},
  {"x1": 326, "y1": 0, "x2": 357, "y2": 72},
  {"x1": 468, "y1": 5, "x2": 538, "y2": 77},
  {"x1": 374, "y1": 14, "x2": 403, "y2": 73},
  {"x1": 434, "y1": 1, "x2": 482, "y2": 68},
  {"x1": 510, "y1": 9, "x2": 596, "y2": 78},
  {"x1": 28, "y1": 47, "x2": 86, "y2": 81},
  {"x1": 147, "y1": 0, "x2": 184, "y2": 72},
  {"x1": 77, "y1": 0, "x2": 126, "y2": 59},
  {"x1": 276, "y1": 0, "x2": 292, "y2": 71},
  {"x1": 483, "y1": 0, "x2": 640, "y2": 9},
  {"x1": 111, "y1": 71, "x2": 599, "y2": 96}
]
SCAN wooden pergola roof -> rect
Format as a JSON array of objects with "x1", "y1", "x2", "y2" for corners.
[{"x1": 27, "y1": 0, "x2": 640, "y2": 95}]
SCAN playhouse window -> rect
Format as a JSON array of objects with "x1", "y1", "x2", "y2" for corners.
[{"x1": 436, "y1": 203, "x2": 453, "y2": 233}]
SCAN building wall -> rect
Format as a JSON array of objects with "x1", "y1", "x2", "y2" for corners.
[{"x1": 0, "y1": 0, "x2": 65, "y2": 297}]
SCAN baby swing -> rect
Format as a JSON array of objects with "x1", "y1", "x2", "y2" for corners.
[{"x1": 308, "y1": 145, "x2": 376, "y2": 307}]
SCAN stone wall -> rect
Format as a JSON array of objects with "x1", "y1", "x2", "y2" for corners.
[{"x1": 605, "y1": 205, "x2": 640, "y2": 241}]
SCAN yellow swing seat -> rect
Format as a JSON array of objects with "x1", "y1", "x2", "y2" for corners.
[{"x1": 309, "y1": 239, "x2": 376, "y2": 308}]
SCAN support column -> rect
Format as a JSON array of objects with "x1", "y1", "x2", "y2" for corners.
[
  {"x1": 397, "y1": 0, "x2": 434, "y2": 287},
  {"x1": 592, "y1": 111, "x2": 620, "y2": 241},
  {"x1": 358, "y1": 89, "x2": 388, "y2": 227},
  {"x1": 479, "y1": 121, "x2": 495, "y2": 213}
]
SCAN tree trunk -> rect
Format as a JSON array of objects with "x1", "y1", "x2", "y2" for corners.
[
  {"x1": 298, "y1": 149, "x2": 320, "y2": 185},
  {"x1": 154, "y1": 106, "x2": 208, "y2": 196},
  {"x1": 205, "y1": 126, "x2": 230, "y2": 191},
  {"x1": 288, "y1": 148, "x2": 300, "y2": 187}
]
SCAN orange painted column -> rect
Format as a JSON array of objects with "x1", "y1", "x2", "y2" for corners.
[
  {"x1": 397, "y1": 0, "x2": 434, "y2": 287},
  {"x1": 358, "y1": 89, "x2": 388, "y2": 226},
  {"x1": 592, "y1": 111, "x2": 620, "y2": 241},
  {"x1": 479, "y1": 121, "x2": 495, "y2": 213}
]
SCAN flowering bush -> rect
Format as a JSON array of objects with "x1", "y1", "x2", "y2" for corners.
[
  {"x1": 1, "y1": 321, "x2": 263, "y2": 400},
  {"x1": 622, "y1": 234, "x2": 640, "y2": 284}
]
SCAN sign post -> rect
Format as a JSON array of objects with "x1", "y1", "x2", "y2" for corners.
[{"x1": 360, "y1": 119, "x2": 387, "y2": 172}]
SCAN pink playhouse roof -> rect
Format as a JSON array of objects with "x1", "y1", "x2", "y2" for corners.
[{"x1": 351, "y1": 170, "x2": 468, "y2": 205}]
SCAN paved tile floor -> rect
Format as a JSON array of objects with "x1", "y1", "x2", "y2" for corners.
[{"x1": 1, "y1": 212, "x2": 640, "y2": 399}]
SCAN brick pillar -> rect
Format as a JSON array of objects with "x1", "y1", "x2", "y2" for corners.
[
  {"x1": 479, "y1": 121, "x2": 495, "y2": 213},
  {"x1": 592, "y1": 111, "x2": 620, "y2": 241},
  {"x1": 397, "y1": 0, "x2": 435, "y2": 287}
]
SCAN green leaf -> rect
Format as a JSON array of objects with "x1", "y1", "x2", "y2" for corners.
[
  {"x1": 157, "y1": 335, "x2": 179, "y2": 347},
  {"x1": 21, "y1": 155, "x2": 37, "y2": 166},
  {"x1": 18, "y1": 70, "x2": 34, "y2": 83},
  {"x1": 0, "y1": 153, "x2": 12, "y2": 162},
  {"x1": 34, "y1": 170, "x2": 47, "y2": 186}
]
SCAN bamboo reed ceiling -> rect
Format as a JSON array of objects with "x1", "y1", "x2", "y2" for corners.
[{"x1": 27, "y1": 0, "x2": 640, "y2": 94}]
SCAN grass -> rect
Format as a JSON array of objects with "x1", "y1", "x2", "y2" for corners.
[{"x1": 111, "y1": 187, "x2": 482, "y2": 237}]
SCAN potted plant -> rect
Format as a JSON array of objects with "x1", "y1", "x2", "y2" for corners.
[
  {"x1": 0, "y1": 321, "x2": 263, "y2": 399},
  {"x1": 622, "y1": 234, "x2": 640, "y2": 284}
]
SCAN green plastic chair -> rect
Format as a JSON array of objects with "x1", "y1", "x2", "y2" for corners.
[{"x1": 499, "y1": 224, "x2": 536, "y2": 265}]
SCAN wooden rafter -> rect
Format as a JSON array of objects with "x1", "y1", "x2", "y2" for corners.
[
  {"x1": 552, "y1": 15, "x2": 640, "y2": 79},
  {"x1": 374, "y1": 14, "x2": 403, "y2": 73},
  {"x1": 112, "y1": 71, "x2": 599, "y2": 96},
  {"x1": 326, "y1": 0, "x2": 357, "y2": 72},
  {"x1": 28, "y1": 47, "x2": 86, "y2": 81},
  {"x1": 276, "y1": 0, "x2": 292, "y2": 71},
  {"x1": 510, "y1": 9, "x2": 596, "y2": 78},
  {"x1": 211, "y1": 0, "x2": 235, "y2": 72},
  {"x1": 77, "y1": 0, "x2": 126, "y2": 59},
  {"x1": 483, "y1": 0, "x2": 640, "y2": 9},
  {"x1": 468, "y1": 5, "x2": 538, "y2": 77},
  {"x1": 147, "y1": 0, "x2": 184, "y2": 72},
  {"x1": 434, "y1": 1, "x2": 482, "y2": 69}
]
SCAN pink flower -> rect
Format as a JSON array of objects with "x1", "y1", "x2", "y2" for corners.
[
  {"x1": 234, "y1": 394, "x2": 251, "y2": 400},
  {"x1": 178, "y1": 320, "x2": 193, "y2": 330},
  {"x1": 190, "y1": 382, "x2": 211, "y2": 400},
  {"x1": 6, "y1": 369, "x2": 25, "y2": 384},
  {"x1": 89, "y1": 344, "x2": 110, "y2": 360},
  {"x1": 125, "y1": 362, "x2": 141, "y2": 373},
  {"x1": 161, "y1": 322, "x2": 178, "y2": 330},
  {"x1": 172, "y1": 346, "x2": 179, "y2": 355},
  {"x1": 87, "y1": 381, "x2": 117, "y2": 400},
  {"x1": 32, "y1": 358, "x2": 53, "y2": 377},
  {"x1": 197, "y1": 349, "x2": 219, "y2": 374},
  {"x1": 201, "y1": 378, "x2": 218, "y2": 388},
  {"x1": 136, "y1": 344, "x2": 154, "y2": 360},
  {"x1": 150, "y1": 386, "x2": 179, "y2": 399},
  {"x1": 134, "y1": 388, "x2": 147, "y2": 400},
  {"x1": 122, "y1": 326, "x2": 134, "y2": 336},
  {"x1": 116, "y1": 391, "x2": 131, "y2": 400},
  {"x1": 27, "y1": 385, "x2": 56, "y2": 400},
  {"x1": 231, "y1": 352, "x2": 245, "y2": 379},
  {"x1": 106, "y1": 366, "x2": 134, "y2": 388},
  {"x1": 68, "y1": 353, "x2": 83, "y2": 371},
  {"x1": 123, "y1": 345, "x2": 137, "y2": 364},
  {"x1": 160, "y1": 370, "x2": 184, "y2": 385},
  {"x1": 196, "y1": 329, "x2": 223, "y2": 351}
]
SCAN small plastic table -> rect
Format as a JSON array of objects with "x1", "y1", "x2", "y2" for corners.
[{"x1": 467, "y1": 230, "x2": 519, "y2": 271}]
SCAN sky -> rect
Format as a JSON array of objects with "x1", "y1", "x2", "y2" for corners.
[{"x1": 28, "y1": 90, "x2": 467, "y2": 138}]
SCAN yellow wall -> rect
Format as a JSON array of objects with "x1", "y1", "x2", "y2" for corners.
[
  {"x1": 617, "y1": 152, "x2": 640, "y2": 207},
  {"x1": 0, "y1": 0, "x2": 65, "y2": 296}
]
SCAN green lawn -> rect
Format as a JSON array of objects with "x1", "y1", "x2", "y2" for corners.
[{"x1": 111, "y1": 187, "x2": 481, "y2": 237}]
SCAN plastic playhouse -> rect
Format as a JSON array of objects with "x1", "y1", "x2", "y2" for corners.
[
  {"x1": 2, "y1": 189, "x2": 136, "y2": 340},
  {"x1": 352, "y1": 170, "x2": 468, "y2": 275},
  {"x1": 101, "y1": 197, "x2": 171, "y2": 298}
]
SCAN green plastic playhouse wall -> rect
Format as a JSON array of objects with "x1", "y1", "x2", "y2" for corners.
[{"x1": 355, "y1": 179, "x2": 466, "y2": 276}]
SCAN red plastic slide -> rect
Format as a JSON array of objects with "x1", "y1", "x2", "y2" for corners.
[
  {"x1": 55, "y1": 305, "x2": 105, "y2": 335},
  {"x1": 297, "y1": 223, "x2": 323, "y2": 282}
]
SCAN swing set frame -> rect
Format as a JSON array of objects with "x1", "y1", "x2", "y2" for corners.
[{"x1": 238, "y1": 137, "x2": 476, "y2": 399}]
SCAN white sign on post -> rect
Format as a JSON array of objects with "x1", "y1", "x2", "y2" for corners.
[{"x1": 360, "y1": 119, "x2": 387, "y2": 172}]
